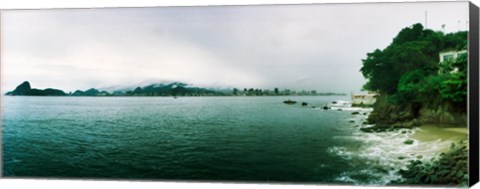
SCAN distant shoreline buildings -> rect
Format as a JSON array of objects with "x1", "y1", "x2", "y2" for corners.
[{"x1": 232, "y1": 88, "x2": 346, "y2": 96}]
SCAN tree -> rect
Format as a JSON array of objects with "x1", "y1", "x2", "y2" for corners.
[
  {"x1": 233, "y1": 88, "x2": 239, "y2": 95},
  {"x1": 360, "y1": 23, "x2": 467, "y2": 113},
  {"x1": 361, "y1": 24, "x2": 442, "y2": 95},
  {"x1": 437, "y1": 54, "x2": 467, "y2": 104}
]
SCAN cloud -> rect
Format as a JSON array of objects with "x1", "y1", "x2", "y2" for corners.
[
  {"x1": 1, "y1": 2, "x2": 469, "y2": 93},
  {"x1": 1, "y1": 9, "x2": 265, "y2": 92}
]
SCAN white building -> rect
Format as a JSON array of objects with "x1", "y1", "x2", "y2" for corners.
[
  {"x1": 439, "y1": 50, "x2": 467, "y2": 62},
  {"x1": 351, "y1": 92, "x2": 378, "y2": 106},
  {"x1": 438, "y1": 50, "x2": 467, "y2": 74}
]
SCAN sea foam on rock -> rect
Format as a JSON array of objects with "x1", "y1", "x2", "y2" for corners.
[{"x1": 325, "y1": 100, "x2": 459, "y2": 185}]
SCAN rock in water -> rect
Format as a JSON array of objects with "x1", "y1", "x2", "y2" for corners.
[
  {"x1": 301, "y1": 102, "x2": 308, "y2": 106},
  {"x1": 283, "y1": 100, "x2": 297, "y2": 104},
  {"x1": 404, "y1": 139, "x2": 414, "y2": 145}
]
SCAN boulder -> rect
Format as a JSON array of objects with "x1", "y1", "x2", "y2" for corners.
[
  {"x1": 404, "y1": 139, "x2": 414, "y2": 145},
  {"x1": 283, "y1": 100, "x2": 297, "y2": 104},
  {"x1": 360, "y1": 124, "x2": 394, "y2": 133}
]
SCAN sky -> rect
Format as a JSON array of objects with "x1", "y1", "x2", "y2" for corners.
[{"x1": 0, "y1": 1, "x2": 470, "y2": 93}]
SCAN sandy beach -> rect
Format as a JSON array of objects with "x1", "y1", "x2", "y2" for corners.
[{"x1": 409, "y1": 125, "x2": 468, "y2": 157}]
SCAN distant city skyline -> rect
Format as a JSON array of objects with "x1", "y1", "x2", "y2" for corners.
[{"x1": 1, "y1": 2, "x2": 469, "y2": 93}]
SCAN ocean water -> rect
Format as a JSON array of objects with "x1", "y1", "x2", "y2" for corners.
[{"x1": 1, "y1": 96, "x2": 427, "y2": 184}]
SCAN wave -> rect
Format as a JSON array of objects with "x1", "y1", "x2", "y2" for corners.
[
  {"x1": 324, "y1": 101, "x2": 453, "y2": 185},
  {"x1": 322, "y1": 100, "x2": 373, "y2": 111}
]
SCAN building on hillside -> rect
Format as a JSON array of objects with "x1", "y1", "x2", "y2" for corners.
[
  {"x1": 438, "y1": 50, "x2": 467, "y2": 74},
  {"x1": 439, "y1": 50, "x2": 467, "y2": 62},
  {"x1": 351, "y1": 91, "x2": 378, "y2": 106}
]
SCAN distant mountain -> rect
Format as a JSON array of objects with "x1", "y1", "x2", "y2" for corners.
[
  {"x1": 125, "y1": 82, "x2": 223, "y2": 96},
  {"x1": 12, "y1": 81, "x2": 225, "y2": 97},
  {"x1": 6, "y1": 81, "x2": 31, "y2": 95},
  {"x1": 54, "y1": 82, "x2": 218, "y2": 97},
  {"x1": 5, "y1": 81, "x2": 67, "y2": 96},
  {"x1": 5, "y1": 81, "x2": 343, "y2": 97},
  {"x1": 72, "y1": 88, "x2": 112, "y2": 96}
]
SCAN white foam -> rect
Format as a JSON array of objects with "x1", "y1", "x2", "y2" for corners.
[
  {"x1": 326, "y1": 106, "x2": 453, "y2": 185},
  {"x1": 325, "y1": 100, "x2": 373, "y2": 112},
  {"x1": 330, "y1": 107, "x2": 372, "y2": 111},
  {"x1": 329, "y1": 127, "x2": 452, "y2": 184},
  {"x1": 334, "y1": 173, "x2": 358, "y2": 184}
]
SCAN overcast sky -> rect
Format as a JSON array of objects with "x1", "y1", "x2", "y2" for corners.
[{"x1": 0, "y1": 2, "x2": 469, "y2": 93}]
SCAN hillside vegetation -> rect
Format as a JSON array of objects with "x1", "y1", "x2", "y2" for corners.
[{"x1": 361, "y1": 23, "x2": 467, "y2": 126}]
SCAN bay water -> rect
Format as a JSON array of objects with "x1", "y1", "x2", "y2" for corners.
[{"x1": 2, "y1": 96, "x2": 416, "y2": 184}]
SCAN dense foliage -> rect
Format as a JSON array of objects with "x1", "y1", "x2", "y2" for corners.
[
  {"x1": 361, "y1": 24, "x2": 469, "y2": 187},
  {"x1": 360, "y1": 23, "x2": 467, "y2": 110}
]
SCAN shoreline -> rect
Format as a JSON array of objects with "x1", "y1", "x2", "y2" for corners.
[
  {"x1": 411, "y1": 124, "x2": 468, "y2": 156},
  {"x1": 335, "y1": 105, "x2": 468, "y2": 185}
]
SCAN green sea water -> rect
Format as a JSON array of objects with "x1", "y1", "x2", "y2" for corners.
[{"x1": 2, "y1": 96, "x2": 406, "y2": 184}]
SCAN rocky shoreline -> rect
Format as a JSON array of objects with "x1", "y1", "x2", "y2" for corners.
[
  {"x1": 290, "y1": 98, "x2": 467, "y2": 185},
  {"x1": 261, "y1": 98, "x2": 467, "y2": 186},
  {"x1": 346, "y1": 101, "x2": 468, "y2": 186},
  {"x1": 391, "y1": 140, "x2": 468, "y2": 187}
]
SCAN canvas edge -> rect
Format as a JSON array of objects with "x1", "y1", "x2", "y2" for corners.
[{"x1": 469, "y1": 1, "x2": 480, "y2": 187}]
